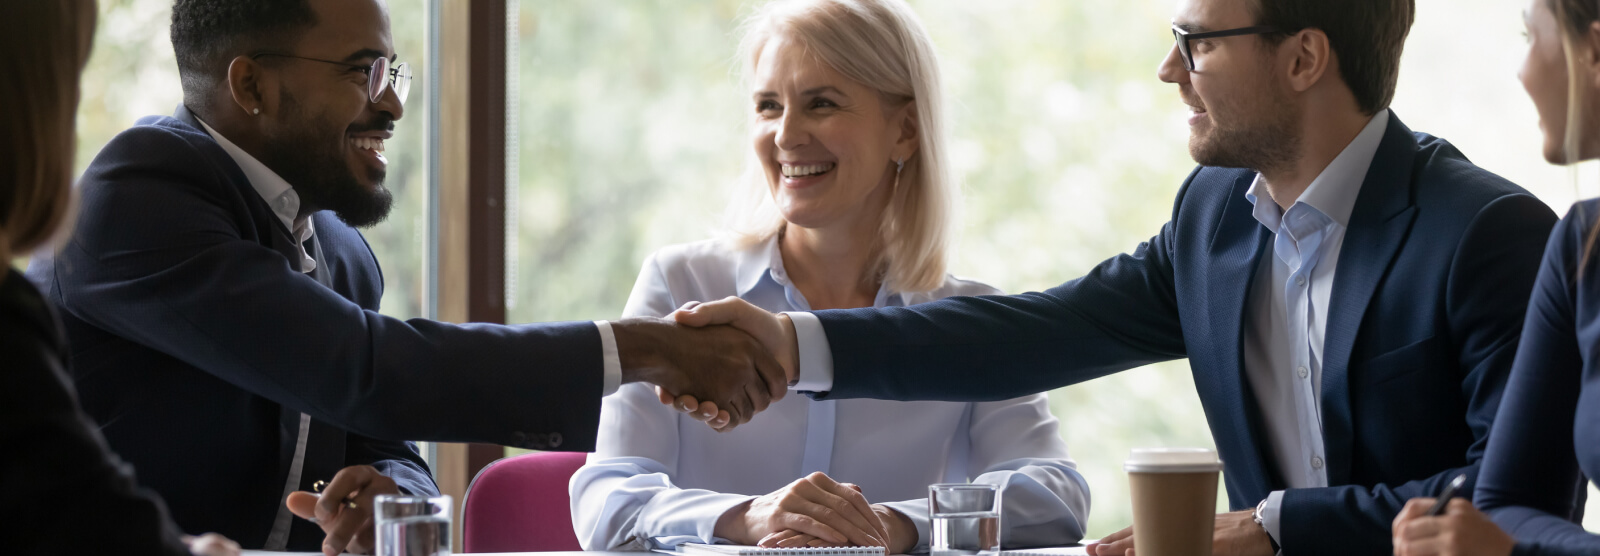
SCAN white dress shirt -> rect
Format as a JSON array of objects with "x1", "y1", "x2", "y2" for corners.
[
  {"x1": 197, "y1": 118, "x2": 317, "y2": 274},
  {"x1": 789, "y1": 111, "x2": 1392, "y2": 546},
  {"x1": 571, "y1": 237, "x2": 1091, "y2": 552}
]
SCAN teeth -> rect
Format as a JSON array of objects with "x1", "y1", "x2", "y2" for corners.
[
  {"x1": 351, "y1": 137, "x2": 386, "y2": 152},
  {"x1": 781, "y1": 162, "x2": 834, "y2": 178}
]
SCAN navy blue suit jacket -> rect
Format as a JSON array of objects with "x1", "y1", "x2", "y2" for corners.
[
  {"x1": 809, "y1": 113, "x2": 1556, "y2": 555},
  {"x1": 27, "y1": 107, "x2": 604, "y2": 549}
]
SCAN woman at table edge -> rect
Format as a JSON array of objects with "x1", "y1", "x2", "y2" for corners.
[
  {"x1": 0, "y1": 1, "x2": 236, "y2": 554},
  {"x1": 1391, "y1": 1, "x2": 1600, "y2": 555}
]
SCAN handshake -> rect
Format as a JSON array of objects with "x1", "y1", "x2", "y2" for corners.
[{"x1": 612, "y1": 297, "x2": 801, "y2": 431}]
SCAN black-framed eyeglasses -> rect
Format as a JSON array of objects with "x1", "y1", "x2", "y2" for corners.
[
  {"x1": 1171, "y1": 24, "x2": 1282, "y2": 71},
  {"x1": 250, "y1": 52, "x2": 413, "y2": 104}
]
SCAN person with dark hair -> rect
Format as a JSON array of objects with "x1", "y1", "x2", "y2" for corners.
[
  {"x1": 1389, "y1": 1, "x2": 1600, "y2": 555},
  {"x1": 663, "y1": 0, "x2": 1559, "y2": 555},
  {"x1": 1, "y1": 1, "x2": 237, "y2": 555},
  {"x1": 25, "y1": 0, "x2": 787, "y2": 554}
]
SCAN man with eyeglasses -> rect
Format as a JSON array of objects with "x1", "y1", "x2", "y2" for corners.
[
  {"x1": 24, "y1": 0, "x2": 786, "y2": 554},
  {"x1": 663, "y1": 0, "x2": 1558, "y2": 555}
]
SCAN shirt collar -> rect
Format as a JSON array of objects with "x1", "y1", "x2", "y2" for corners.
[
  {"x1": 733, "y1": 234, "x2": 900, "y2": 307},
  {"x1": 195, "y1": 117, "x2": 305, "y2": 234},
  {"x1": 1245, "y1": 108, "x2": 1390, "y2": 230}
]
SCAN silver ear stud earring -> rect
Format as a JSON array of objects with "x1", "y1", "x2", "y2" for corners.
[{"x1": 253, "y1": 108, "x2": 260, "y2": 115}]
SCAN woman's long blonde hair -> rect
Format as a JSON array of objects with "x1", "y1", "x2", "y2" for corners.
[
  {"x1": 726, "y1": 0, "x2": 955, "y2": 293},
  {"x1": 1549, "y1": 0, "x2": 1600, "y2": 273},
  {"x1": 0, "y1": 0, "x2": 95, "y2": 262}
]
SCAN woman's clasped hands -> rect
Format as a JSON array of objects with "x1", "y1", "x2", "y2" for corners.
[{"x1": 713, "y1": 472, "x2": 916, "y2": 554}]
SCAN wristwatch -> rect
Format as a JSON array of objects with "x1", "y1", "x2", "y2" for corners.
[{"x1": 1253, "y1": 498, "x2": 1281, "y2": 553}]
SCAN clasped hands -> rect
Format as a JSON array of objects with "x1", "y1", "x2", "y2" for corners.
[
  {"x1": 612, "y1": 297, "x2": 800, "y2": 431},
  {"x1": 715, "y1": 472, "x2": 916, "y2": 553}
]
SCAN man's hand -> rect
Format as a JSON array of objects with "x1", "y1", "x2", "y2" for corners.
[
  {"x1": 284, "y1": 465, "x2": 402, "y2": 556},
  {"x1": 1088, "y1": 511, "x2": 1274, "y2": 556},
  {"x1": 713, "y1": 472, "x2": 890, "y2": 548},
  {"x1": 1392, "y1": 498, "x2": 1514, "y2": 556},
  {"x1": 611, "y1": 315, "x2": 788, "y2": 430},
  {"x1": 656, "y1": 297, "x2": 800, "y2": 430}
]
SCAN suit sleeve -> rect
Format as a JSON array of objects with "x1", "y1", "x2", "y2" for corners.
[
  {"x1": 51, "y1": 125, "x2": 604, "y2": 450},
  {"x1": 1474, "y1": 206, "x2": 1599, "y2": 556},
  {"x1": 0, "y1": 286, "x2": 191, "y2": 556},
  {"x1": 813, "y1": 172, "x2": 1196, "y2": 402},
  {"x1": 343, "y1": 435, "x2": 440, "y2": 497},
  {"x1": 1278, "y1": 194, "x2": 1559, "y2": 555}
]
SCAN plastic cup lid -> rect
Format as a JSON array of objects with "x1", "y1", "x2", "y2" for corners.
[{"x1": 1123, "y1": 447, "x2": 1224, "y2": 473}]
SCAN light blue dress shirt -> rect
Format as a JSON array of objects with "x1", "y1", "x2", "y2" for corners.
[
  {"x1": 570, "y1": 237, "x2": 1091, "y2": 552},
  {"x1": 789, "y1": 110, "x2": 1392, "y2": 547}
]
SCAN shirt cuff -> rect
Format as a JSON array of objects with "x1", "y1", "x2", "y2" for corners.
[
  {"x1": 594, "y1": 321, "x2": 622, "y2": 396},
  {"x1": 783, "y1": 311, "x2": 834, "y2": 392},
  {"x1": 1262, "y1": 490, "x2": 1284, "y2": 549}
]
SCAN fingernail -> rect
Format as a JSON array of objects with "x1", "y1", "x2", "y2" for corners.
[{"x1": 788, "y1": 379, "x2": 798, "y2": 387}]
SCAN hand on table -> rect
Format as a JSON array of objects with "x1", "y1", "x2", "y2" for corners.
[
  {"x1": 182, "y1": 533, "x2": 241, "y2": 556},
  {"x1": 284, "y1": 464, "x2": 402, "y2": 556},
  {"x1": 714, "y1": 472, "x2": 891, "y2": 549},
  {"x1": 655, "y1": 298, "x2": 800, "y2": 431},
  {"x1": 1391, "y1": 498, "x2": 1514, "y2": 556},
  {"x1": 1088, "y1": 510, "x2": 1273, "y2": 556},
  {"x1": 612, "y1": 313, "x2": 788, "y2": 432},
  {"x1": 763, "y1": 503, "x2": 917, "y2": 554}
]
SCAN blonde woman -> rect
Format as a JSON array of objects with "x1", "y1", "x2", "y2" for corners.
[
  {"x1": 569, "y1": 0, "x2": 1090, "y2": 552},
  {"x1": 1391, "y1": 1, "x2": 1600, "y2": 555},
  {"x1": 0, "y1": 1, "x2": 236, "y2": 554}
]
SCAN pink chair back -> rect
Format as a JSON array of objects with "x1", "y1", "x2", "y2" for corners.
[{"x1": 462, "y1": 451, "x2": 589, "y2": 553}]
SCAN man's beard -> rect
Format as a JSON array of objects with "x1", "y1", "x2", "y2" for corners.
[
  {"x1": 1188, "y1": 88, "x2": 1300, "y2": 173},
  {"x1": 260, "y1": 89, "x2": 394, "y2": 228}
]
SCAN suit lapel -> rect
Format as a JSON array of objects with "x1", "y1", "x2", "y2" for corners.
[
  {"x1": 1320, "y1": 113, "x2": 1420, "y2": 485},
  {"x1": 1206, "y1": 172, "x2": 1279, "y2": 498}
]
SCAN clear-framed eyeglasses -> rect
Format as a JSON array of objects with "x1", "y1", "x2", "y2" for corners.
[{"x1": 251, "y1": 52, "x2": 413, "y2": 104}]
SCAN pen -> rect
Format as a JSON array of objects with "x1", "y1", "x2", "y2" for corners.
[
  {"x1": 1425, "y1": 473, "x2": 1468, "y2": 516},
  {"x1": 312, "y1": 480, "x2": 360, "y2": 510}
]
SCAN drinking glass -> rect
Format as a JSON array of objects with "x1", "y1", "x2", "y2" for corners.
[
  {"x1": 374, "y1": 494, "x2": 451, "y2": 556},
  {"x1": 929, "y1": 483, "x2": 1001, "y2": 556}
]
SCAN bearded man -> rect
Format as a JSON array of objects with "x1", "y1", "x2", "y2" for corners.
[{"x1": 25, "y1": 0, "x2": 788, "y2": 553}]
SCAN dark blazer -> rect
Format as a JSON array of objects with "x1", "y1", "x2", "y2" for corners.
[
  {"x1": 807, "y1": 113, "x2": 1557, "y2": 555},
  {"x1": 27, "y1": 106, "x2": 605, "y2": 549},
  {"x1": 1, "y1": 267, "x2": 189, "y2": 556},
  {"x1": 1475, "y1": 200, "x2": 1600, "y2": 556}
]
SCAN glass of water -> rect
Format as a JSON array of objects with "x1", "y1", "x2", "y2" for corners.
[
  {"x1": 374, "y1": 494, "x2": 451, "y2": 556},
  {"x1": 929, "y1": 483, "x2": 1001, "y2": 556}
]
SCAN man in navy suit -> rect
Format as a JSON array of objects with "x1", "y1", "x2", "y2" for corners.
[
  {"x1": 668, "y1": 0, "x2": 1560, "y2": 555},
  {"x1": 26, "y1": 0, "x2": 784, "y2": 553}
]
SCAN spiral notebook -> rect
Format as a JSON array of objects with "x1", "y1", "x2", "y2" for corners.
[{"x1": 661, "y1": 543, "x2": 887, "y2": 556}]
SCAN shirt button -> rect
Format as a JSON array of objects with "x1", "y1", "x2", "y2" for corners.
[
  {"x1": 1297, "y1": 366, "x2": 1309, "y2": 379},
  {"x1": 1295, "y1": 276, "x2": 1306, "y2": 287},
  {"x1": 1311, "y1": 456, "x2": 1324, "y2": 469}
]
